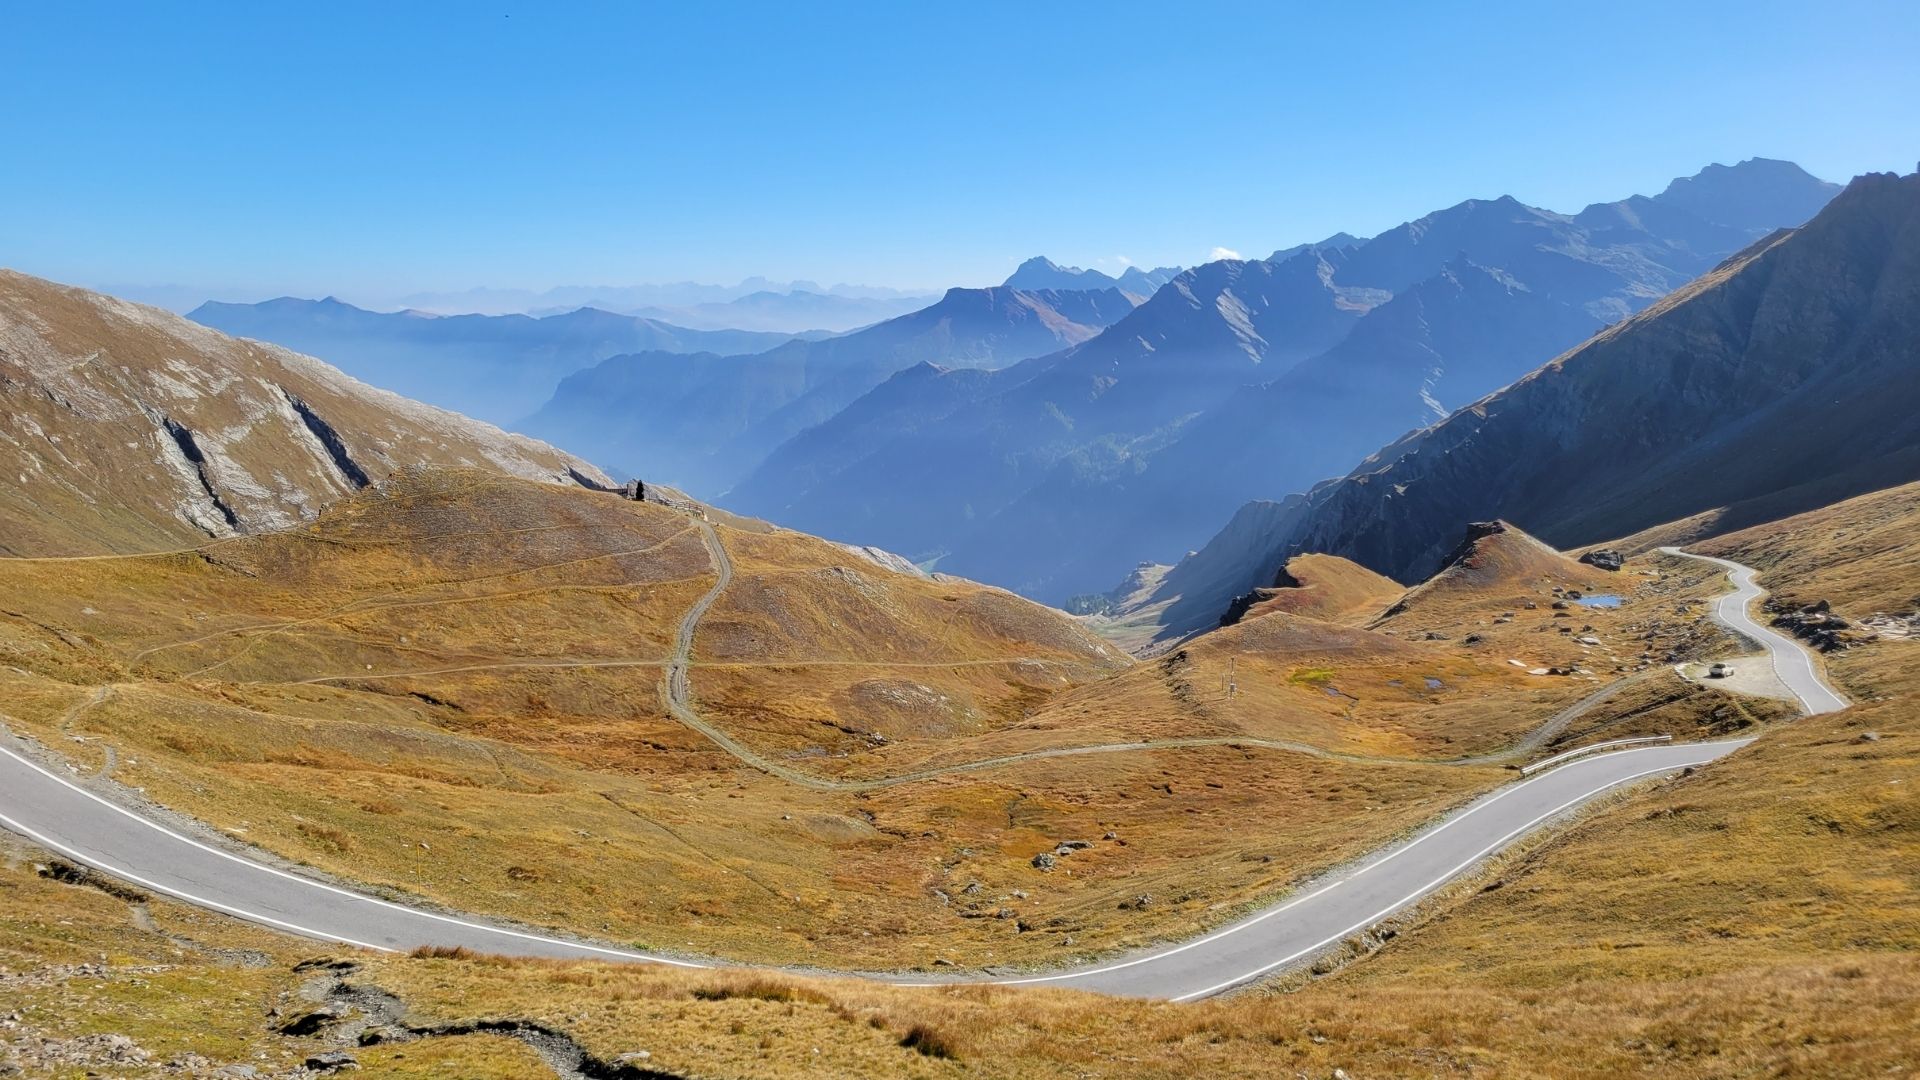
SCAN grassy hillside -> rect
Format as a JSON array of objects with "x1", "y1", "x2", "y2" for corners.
[
  {"x1": 0, "y1": 270, "x2": 605, "y2": 558},
  {"x1": 0, "y1": 470, "x2": 1772, "y2": 979},
  {"x1": 4, "y1": 480, "x2": 1912, "y2": 1076}
]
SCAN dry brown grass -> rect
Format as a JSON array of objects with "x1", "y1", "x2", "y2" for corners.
[
  {"x1": 1694, "y1": 477, "x2": 1920, "y2": 615},
  {"x1": 7, "y1": 827, "x2": 1913, "y2": 1079},
  {"x1": 3, "y1": 477, "x2": 1917, "y2": 1075},
  {"x1": 0, "y1": 269, "x2": 599, "y2": 559},
  {"x1": 1232, "y1": 552, "x2": 1404, "y2": 625},
  {"x1": 0, "y1": 835, "x2": 556, "y2": 1077},
  {"x1": 0, "y1": 469, "x2": 1561, "y2": 972},
  {"x1": 0, "y1": 469, "x2": 1806, "y2": 974}
]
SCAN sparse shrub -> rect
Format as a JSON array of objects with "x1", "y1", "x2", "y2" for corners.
[
  {"x1": 295, "y1": 821, "x2": 354, "y2": 852},
  {"x1": 900, "y1": 1022, "x2": 962, "y2": 1059},
  {"x1": 692, "y1": 975, "x2": 827, "y2": 1005}
]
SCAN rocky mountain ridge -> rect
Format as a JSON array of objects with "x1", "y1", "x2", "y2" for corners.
[
  {"x1": 518, "y1": 285, "x2": 1141, "y2": 493},
  {"x1": 1113, "y1": 168, "x2": 1920, "y2": 645},
  {"x1": 725, "y1": 159, "x2": 1842, "y2": 603}
]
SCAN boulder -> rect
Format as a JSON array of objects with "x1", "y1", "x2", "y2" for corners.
[
  {"x1": 278, "y1": 1004, "x2": 345, "y2": 1036},
  {"x1": 1580, "y1": 549, "x2": 1625, "y2": 572}
]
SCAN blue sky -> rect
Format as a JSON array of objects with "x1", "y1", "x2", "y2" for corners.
[{"x1": 3, "y1": 1, "x2": 1915, "y2": 307}]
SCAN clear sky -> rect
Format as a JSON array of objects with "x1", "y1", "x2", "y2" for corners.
[{"x1": 3, "y1": 0, "x2": 1915, "y2": 307}]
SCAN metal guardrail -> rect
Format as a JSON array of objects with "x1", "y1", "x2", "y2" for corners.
[{"x1": 1521, "y1": 734, "x2": 1673, "y2": 775}]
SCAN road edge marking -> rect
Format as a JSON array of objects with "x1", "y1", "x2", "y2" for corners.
[
  {"x1": 0, "y1": 741, "x2": 708, "y2": 968},
  {"x1": 1167, "y1": 753, "x2": 1727, "y2": 1000}
]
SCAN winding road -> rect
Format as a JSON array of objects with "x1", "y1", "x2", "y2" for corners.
[
  {"x1": 0, "y1": 547, "x2": 1846, "y2": 1000},
  {"x1": 1659, "y1": 547, "x2": 1849, "y2": 714}
]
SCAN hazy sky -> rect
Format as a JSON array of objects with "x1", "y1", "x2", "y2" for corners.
[{"x1": 3, "y1": 1, "x2": 1915, "y2": 306}]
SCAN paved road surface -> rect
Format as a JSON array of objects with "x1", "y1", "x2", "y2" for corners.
[
  {"x1": 968, "y1": 737, "x2": 1749, "y2": 999},
  {"x1": 1659, "y1": 547, "x2": 1849, "y2": 714},
  {"x1": 0, "y1": 554, "x2": 1837, "y2": 999}
]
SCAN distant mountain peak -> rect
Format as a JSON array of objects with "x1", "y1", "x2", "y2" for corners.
[
  {"x1": 1014, "y1": 255, "x2": 1068, "y2": 273},
  {"x1": 1003, "y1": 256, "x2": 1118, "y2": 291},
  {"x1": 1269, "y1": 231, "x2": 1367, "y2": 262},
  {"x1": 1653, "y1": 157, "x2": 1842, "y2": 233},
  {"x1": 1002, "y1": 257, "x2": 1185, "y2": 299}
]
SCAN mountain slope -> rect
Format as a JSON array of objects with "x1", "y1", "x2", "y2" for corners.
[
  {"x1": 0, "y1": 269, "x2": 608, "y2": 557},
  {"x1": 740, "y1": 160, "x2": 1837, "y2": 604},
  {"x1": 1134, "y1": 168, "x2": 1920, "y2": 638},
  {"x1": 723, "y1": 251, "x2": 1380, "y2": 565},
  {"x1": 519, "y1": 285, "x2": 1138, "y2": 493},
  {"x1": 188, "y1": 296, "x2": 802, "y2": 425}
]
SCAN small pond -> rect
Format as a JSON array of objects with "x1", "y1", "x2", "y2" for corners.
[{"x1": 1574, "y1": 594, "x2": 1623, "y2": 608}]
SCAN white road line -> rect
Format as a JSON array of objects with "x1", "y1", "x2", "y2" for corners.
[
  {"x1": 0, "y1": 742, "x2": 709, "y2": 968},
  {"x1": 1521, "y1": 734, "x2": 1670, "y2": 775},
  {"x1": 0, "y1": 553, "x2": 1831, "y2": 1002},
  {"x1": 1167, "y1": 753, "x2": 1725, "y2": 1000},
  {"x1": 903, "y1": 740, "x2": 1728, "y2": 989},
  {"x1": 1660, "y1": 548, "x2": 1848, "y2": 715},
  {"x1": 0, "y1": 806, "x2": 395, "y2": 952}
]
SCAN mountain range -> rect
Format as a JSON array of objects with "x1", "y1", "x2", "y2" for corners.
[
  {"x1": 1002, "y1": 256, "x2": 1184, "y2": 296},
  {"x1": 518, "y1": 285, "x2": 1141, "y2": 492},
  {"x1": 390, "y1": 277, "x2": 935, "y2": 316},
  {"x1": 186, "y1": 297, "x2": 813, "y2": 426},
  {"x1": 611, "y1": 288, "x2": 939, "y2": 333},
  {"x1": 1110, "y1": 167, "x2": 1920, "y2": 646},
  {"x1": 719, "y1": 159, "x2": 1843, "y2": 603}
]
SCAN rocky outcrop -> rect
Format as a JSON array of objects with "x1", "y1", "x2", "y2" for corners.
[
  {"x1": 1579, "y1": 549, "x2": 1625, "y2": 572},
  {"x1": 1769, "y1": 599, "x2": 1874, "y2": 652},
  {"x1": 1438, "y1": 522, "x2": 1510, "y2": 571}
]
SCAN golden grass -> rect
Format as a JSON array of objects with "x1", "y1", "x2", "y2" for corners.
[
  {"x1": 1694, "y1": 477, "x2": 1920, "y2": 615},
  {"x1": 0, "y1": 471, "x2": 1555, "y2": 972},
  {"x1": 0, "y1": 469, "x2": 1800, "y2": 975},
  {"x1": 0, "y1": 837, "x2": 557, "y2": 1077},
  {"x1": 1233, "y1": 552, "x2": 1403, "y2": 625},
  {"x1": 2, "y1": 475, "x2": 1916, "y2": 1077},
  {"x1": 7, "y1": 826, "x2": 1914, "y2": 1079}
]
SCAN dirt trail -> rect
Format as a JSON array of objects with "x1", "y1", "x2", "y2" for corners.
[
  {"x1": 24, "y1": 506, "x2": 1693, "y2": 794},
  {"x1": 643, "y1": 516, "x2": 1627, "y2": 792}
]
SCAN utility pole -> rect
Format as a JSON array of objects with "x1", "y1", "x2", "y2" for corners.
[{"x1": 1225, "y1": 656, "x2": 1237, "y2": 698}]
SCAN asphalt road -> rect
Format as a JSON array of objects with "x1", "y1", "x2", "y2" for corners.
[
  {"x1": 0, "y1": 553, "x2": 1838, "y2": 1000},
  {"x1": 1659, "y1": 547, "x2": 1850, "y2": 714},
  {"x1": 971, "y1": 737, "x2": 1750, "y2": 999}
]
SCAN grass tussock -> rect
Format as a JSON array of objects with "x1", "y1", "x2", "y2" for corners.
[
  {"x1": 410, "y1": 944, "x2": 480, "y2": 960},
  {"x1": 691, "y1": 974, "x2": 829, "y2": 1005},
  {"x1": 898, "y1": 1021, "x2": 964, "y2": 1059}
]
